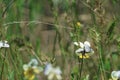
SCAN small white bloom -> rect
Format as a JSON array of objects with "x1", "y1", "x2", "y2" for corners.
[
  {"x1": 74, "y1": 41, "x2": 94, "y2": 58},
  {"x1": 74, "y1": 41, "x2": 94, "y2": 53},
  {"x1": 44, "y1": 63, "x2": 62, "y2": 80},
  {"x1": 0, "y1": 40, "x2": 10, "y2": 48},
  {"x1": 111, "y1": 71, "x2": 120, "y2": 80}
]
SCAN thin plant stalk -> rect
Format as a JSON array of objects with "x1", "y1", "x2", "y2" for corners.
[
  {"x1": 0, "y1": 49, "x2": 7, "y2": 80},
  {"x1": 98, "y1": 41, "x2": 106, "y2": 80},
  {"x1": 78, "y1": 54, "x2": 84, "y2": 80}
]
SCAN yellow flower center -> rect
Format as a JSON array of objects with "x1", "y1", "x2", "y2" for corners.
[
  {"x1": 24, "y1": 68, "x2": 35, "y2": 80},
  {"x1": 79, "y1": 53, "x2": 89, "y2": 59}
]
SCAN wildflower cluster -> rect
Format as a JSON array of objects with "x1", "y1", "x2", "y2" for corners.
[
  {"x1": 73, "y1": 41, "x2": 120, "y2": 80},
  {"x1": 23, "y1": 59, "x2": 62, "y2": 80},
  {"x1": 1, "y1": 35, "x2": 119, "y2": 80}
]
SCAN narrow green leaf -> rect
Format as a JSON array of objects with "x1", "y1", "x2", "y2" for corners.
[{"x1": 107, "y1": 21, "x2": 116, "y2": 39}]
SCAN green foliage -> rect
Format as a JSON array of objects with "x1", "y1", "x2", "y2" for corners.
[
  {"x1": 107, "y1": 20, "x2": 116, "y2": 39},
  {"x1": 0, "y1": 0, "x2": 120, "y2": 80}
]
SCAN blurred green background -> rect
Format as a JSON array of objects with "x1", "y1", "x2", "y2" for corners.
[{"x1": 0, "y1": 0, "x2": 120, "y2": 80}]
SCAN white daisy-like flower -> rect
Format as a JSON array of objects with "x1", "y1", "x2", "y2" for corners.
[
  {"x1": 23, "y1": 59, "x2": 43, "y2": 80},
  {"x1": 74, "y1": 41, "x2": 94, "y2": 58},
  {"x1": 0, "y1": 40, "x2": 10, "y2": 48},
  {"x1": 44, "y1": 63, "x2": 62, "y2": 80},
  {"x1": 111, "y1": 71, "x2": 120, "y2": 80}
]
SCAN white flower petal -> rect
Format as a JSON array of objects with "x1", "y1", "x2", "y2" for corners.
[
  {"x1": 54, "y1": 67, "x2": 62, "y2": 75},
  {"x1": 44, "y1": 63, "x2": 53, "y2": 75},
  {"x1": 111, "y1": 71, "x2": 117, "y2": 79},
  {"x1": 115, "y1": 71, "x2": 120, "y2": 79},
  {"x1": 56, "y1": 74, "x2": 62, "y2": 80},
  {"x1": 111, "y1": 71, "x2": 120, "y2": 79},
  {"x1": 79, "y1": 42, "x2": 84, "y2": 48},
  {"x1": 117, "y1": 72, "x2": 120, "y2": 79},
  {"x1": 4, "y1": 44, "x2": 9, "y2": 48},
  {"x1": 28, "y1": 59, "x2": 38, "y2": 66},
  {"x1": 74, "y1": 42, "x2": 79, "y2": 46},
  {"x1": 84, "y1": 41, "x2": 91, "y2": 47},
  {"x1": 75, "y1": 48, "x2": 84, "y2": 53},
  {"x1": 4, "y1": 40, "x2": 8, "y2": 43},
  {"x1": 23, "y1": 64, "x2": 29, "y2": 71},
  {"x1": 44, "y1": 63, "x2": 62, "y2": 80},
  {"x1": 0, "y1": 43, "x2": 3, "y2": 48},
  {"x1": 48, "y1": 74, "x2": 54, "y2": 80},
  {"x1": 0, "y1": 40, "x2": 10, "y2": 48},
  {"x1": 84, "y1": 45, "x2": 91, "y2": 52}
]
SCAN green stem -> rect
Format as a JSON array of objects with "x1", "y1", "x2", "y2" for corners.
[
  {"x1": 0, "y1": 49, "x2": 7, "y2": 80},
  {"x1": 98, "y1": 41, "x2": 106, "y2": 80},
  {"x1": 78, "y1": 56, "x2": 83, "y2": 80}
]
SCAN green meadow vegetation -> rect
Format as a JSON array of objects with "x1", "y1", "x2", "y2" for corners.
[{"x1": 0, "y1": 0, "x2": 120, "y2": 80}]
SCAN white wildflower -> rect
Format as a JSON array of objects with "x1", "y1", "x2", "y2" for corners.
[
  {"x1": 0, "y1": 40, "x2": 9, "y2": 48},
  {"x1": 74, "y1": 41, "x2": 94, "y2": 58},
  {"x1": 111, "y1": 71, "x2": 120, "y2": 80},
  {"x1": 44, "y1": 63, "x2": 62, "y2": 80}
]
